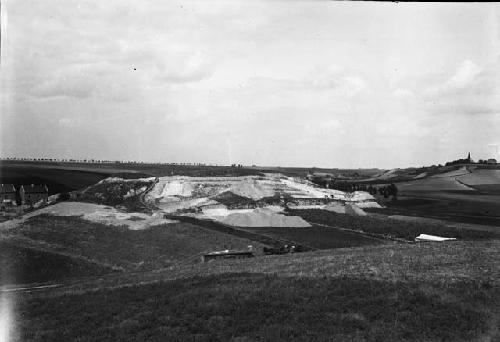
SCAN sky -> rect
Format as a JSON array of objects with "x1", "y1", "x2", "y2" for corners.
[{"x1": 1, "y1": 1, "x2": 499, "y2": 169}]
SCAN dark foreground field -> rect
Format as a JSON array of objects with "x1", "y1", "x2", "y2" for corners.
[
  {"x1": 9, "y1": 240, "x2": 500, "y2": 342},
  {"x1": 16, "y1": 275, "x2": 497, "y2": 342},
  {"x1": 0, "y1": 240, "x2": 113, "y2": 286}
]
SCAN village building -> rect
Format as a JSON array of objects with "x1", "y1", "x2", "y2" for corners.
[
  {"x1": 0, "y1": 184, "x2": 17, "y2": 209},
  {"x1": 20, "y1": 184, "x2": 48, "y2": 205},
  {"x1": 487, "y1": 158, "x2": 497, "y2": 164}
]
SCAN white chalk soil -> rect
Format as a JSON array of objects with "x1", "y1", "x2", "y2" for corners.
[
  {"x1": 324, "y1": 203, "x2": 346, "y2": 214},
  {"x1": 0, "y1": 202, "x2": 176, "y2": 231},
  {"x1": 345, "y1": 204, "x2": 367, "y2": 216},
  {"x1": 141, "y1": 174, "x2": 381, "y2": 226},
  {"x1": 146, "y1": 175, "x2": 376, "y2": 209},
  {"x1": 216, "y1": 210, "x2": 311, "y2": 228},
  {"x1": 355, "y1": 201, "x2": 382, "y2": 209}
]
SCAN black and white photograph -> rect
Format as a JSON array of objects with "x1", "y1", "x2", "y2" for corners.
[{"x1": 1, "y1": 1, "x2": 499, "y2": 341}]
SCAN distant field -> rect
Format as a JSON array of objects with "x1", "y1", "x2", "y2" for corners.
[
  {"x1": 397, "y1": 176, "x2": 474, "y2": 192},
  {"x1": 242, "y1": 224, "x2": 383, "y2": 249},
  {"x1": 0, "y1": 240, "x2": 113, "y2": 286},
  {"x1": 368, "y1": 167, "x2": 500, "y2": 227},
  {"x1": 0, "y1": 164, "x2": 110, "y2": 195},
  {"x1": 372, "y1": 193, "x2": 500, "y2": 227},
  {"x1": 289, "y1": 209, "x2": 500, "y2": 241},
  {"x1": 9, "y1": 215, "x2": 267, "y2": 272},
  {"x1": 0, "y1": 160, "x2": 264, "y2": 195},
  {"x1": 456, "y1": 169, "x2": 500, "y2": 185}
]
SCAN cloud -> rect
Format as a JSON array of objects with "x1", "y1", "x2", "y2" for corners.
[
  {"x1": 2, "y1": 1, "x2": 500, "y2": 167},
  {"x1": 29, "y1": 63, "x2": 138, "y2": 101},
  {"x1": 4, "y1": 1, "x2": 215, "y2": 102},
  {"x1": 415, "y1": 58, "x2": 500, "y2": 117},
  {"x1": 426, "y1": 60, "x2": 482, "y2": 97},
  {"x1": 307, "y1": 65, "x2": 368, "y2": 97},
  {"x1": 392, "y1": 88, "x2": 415, "y2": 98},
  {"x1": 154, "y1": 50, "x2": 213, "y2": 84},
  {"x1": 448, "y1": 60, "x2": 482, "y2": 88}
]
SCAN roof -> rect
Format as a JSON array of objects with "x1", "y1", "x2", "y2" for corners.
[
  {"x1": 204, "y1": 250, "x2": 254, "y2": 256},
  {"x1": 0, "y1": 184, "x2": 16, "y2": 194},
  {"x1": 22, "y1": 184, "x2": 48, "y2": 194}
]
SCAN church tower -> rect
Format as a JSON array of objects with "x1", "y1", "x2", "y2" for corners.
[{"x1": 467, "y1": 152, "x2": 471, "y2": 163}]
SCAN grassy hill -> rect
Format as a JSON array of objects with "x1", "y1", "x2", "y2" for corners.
[
  {"x1": 3, "y1": 215, "x2": 268, "y2": 273},
  {"x1": 0, "y1": 240, "x2": 113, "y2": 286},
  {"x1": 13, "y1": 240, "x2": 500, "y2": 342}
]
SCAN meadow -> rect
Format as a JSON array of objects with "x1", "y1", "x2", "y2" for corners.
[
  {"x1": 17, "y1": 275, "x2": 497, "y2": 342},
  {"x1": 6, "y1": 215, "x2": 267, "y2": 272},
  {"x1": 14, "y1": 240, "x2": 500, "y2": 342},
  {"x1": 0, "y1": 240, "x2": 113, "y2": 286}
]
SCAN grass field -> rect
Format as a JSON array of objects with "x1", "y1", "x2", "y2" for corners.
[
  {"x1": 371, "y1": 193, "x2": 500, "y2": 227},
  {"x1": 13, "y1": 240, "x2": 500, "y2": 342},
  {"x1": 397, "y1": 176, "x2": 474, "y2": 192},
  {"x1": 8, "y1": 215, "x2": 267, "y2": 273},
  {"x1": 16, "y1": 275, "x2": 497, "y2": 342},
  {"x1": 0, "y1": 240, "x2": 113, "y2": 286},
  {"x1": 456, "y1": 169, "x2": 500, "y2": 185},
  {"x1": 289, "y1": 209, "x2": 500, "y2": 241},
  {"x1": 0, "y1": 165, "x2": 109, "y2": 195},
  {"x1": 242, "y1": 224, "x2": 384, "y2": 249}
]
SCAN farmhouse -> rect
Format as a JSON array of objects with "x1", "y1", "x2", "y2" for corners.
[
  {"x1": 0, "y1": 184, "x2": 17, "y2": 208},
  {"x1": 20, "y1": 184, "x2": 48, "y2": 205}
]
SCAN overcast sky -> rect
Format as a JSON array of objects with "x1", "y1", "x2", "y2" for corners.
[{"x1": 1, "y1": 1, "x2": 499, "y2": 168}]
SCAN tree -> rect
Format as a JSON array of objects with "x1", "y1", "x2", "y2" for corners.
[{"x1": 389, "y1": 183, "x2": 398, "y2": 200}]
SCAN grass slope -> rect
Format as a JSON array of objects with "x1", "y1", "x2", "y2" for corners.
[
  {"x1": 0, "y1": 240, "x2": 113, "y2": 286},
  {"x1": 18, "y1": 275, "x2": 498, "y2": 342},
  {"x1": 10, "y1": 215, "x2": 266, "y2": 272},
  {"x1": 16, "y1": 240, "x2": 500, "y2": 342}
]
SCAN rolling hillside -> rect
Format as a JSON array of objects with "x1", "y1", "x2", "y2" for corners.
[{"x1": 11, "y1": 240, "x2": 500, "y2": 342}]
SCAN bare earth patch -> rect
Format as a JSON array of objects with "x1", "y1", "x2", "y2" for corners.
[{"x1": 0, "y1": 202, "x2": 175, "y2": 231}]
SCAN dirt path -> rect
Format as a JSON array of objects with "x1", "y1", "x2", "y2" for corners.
[
  {"x1": 454, "y1": 177, "x2": 478, "y2": 191},
  {"x1": 308, "y1": 222, "x2": 405, "y2": 243}
]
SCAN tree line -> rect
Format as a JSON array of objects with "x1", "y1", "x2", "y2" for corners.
[{"x1": 311, "y1": 178, "x2": 398, "y2": 200}]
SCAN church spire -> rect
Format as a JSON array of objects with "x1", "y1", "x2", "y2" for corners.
[{"x1": 467, "y1": 152, "x2": 471, "y2": 162}]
